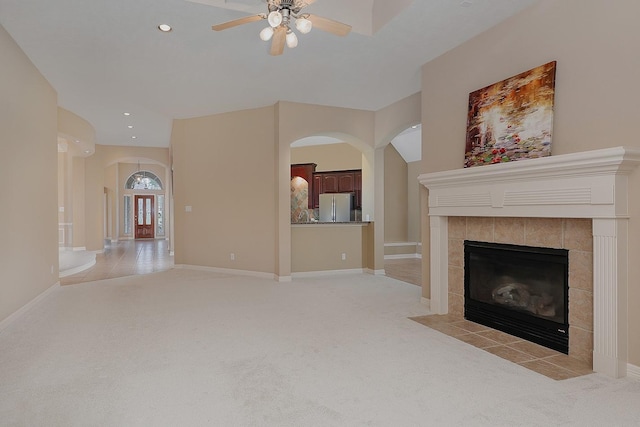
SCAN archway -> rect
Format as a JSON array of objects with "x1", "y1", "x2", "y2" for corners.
[
  {"x1": 288, "y1": 133, "x2": 370, "y2": 276},
  {"x1": 382, "y1": 124, "x2": 422, "y2": 287},
  {"x1": 290, "y1": 135, "x2": 365, "y2": 223},
  {"x1": 103, "y1": 157, "x2": 171, "y2": 245}
]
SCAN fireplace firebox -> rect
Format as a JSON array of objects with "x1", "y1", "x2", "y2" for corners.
[{"x1": 464, "y1": 240, "x2": 569, "y2": 353}]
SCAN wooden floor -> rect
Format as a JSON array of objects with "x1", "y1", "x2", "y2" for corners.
[
  {"x1": 60, "y1": 240, "x2": 174, "y2": 285},
  {"x1": 384, "y1": 257, "x2": 422, "y2": 287}
]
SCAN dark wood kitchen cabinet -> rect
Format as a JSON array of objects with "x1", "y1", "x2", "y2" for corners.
[
  {"x1": 354, "y1": 170, "x2": 362, "y2": 209},
  {"x1": 321, "y1": 174, "x2": 339, "y2": 193},
  {"x1": 312, "y1": 174, "x2": 322, "y2": 209},
  {"x1": 312, "y1": 169, "x2": 362, "y2": 209}
]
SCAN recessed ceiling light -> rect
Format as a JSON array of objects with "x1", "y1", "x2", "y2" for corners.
[
  {"x1": 411, "y1": 125, "x2": 418, "y2": 129},
  {"x1": 158, "y1": 24, "x2": 172, "y2": 32},
  {"x1": 123, "y1": 112, "x2": 131, "y2": 116},
  {"x1": 132, "y1": 136, "x2": 137, "y2": 139},
  {"x1": 84, "y1": 150, "x2": 91, "y2": 154},
  {"x1": 128, "y1": 125, "x2": 134, "y2": 129}
]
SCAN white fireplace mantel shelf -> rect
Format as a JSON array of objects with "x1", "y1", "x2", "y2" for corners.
[
  {"x1": 418, "y1": 147, "x2": 640, "y2": 379},
  {"x1": 419, "y1": 146, "x2": 640, "y2": 220}
]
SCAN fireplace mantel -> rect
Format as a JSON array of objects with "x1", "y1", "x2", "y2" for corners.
[{"x1": 418, "y1": 147, "x2": 640, "y2": 378}]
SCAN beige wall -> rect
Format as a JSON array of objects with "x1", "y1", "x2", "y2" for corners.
[
  {"x1": 172, "y1": 99, "x2": 420, "y2": 279},
  {"x1": 58, "y1": 107, "x2": 95, "y2": 156},
  {"x1": 407, "y1": 161, "x2": 421, "y2": 243},
  {"x1": 57, "y1": 150, "x2": 72, "y2": 246},
  {"x1": 0, "y1": 24, "x2": 58, "y2": 324},
  {"x1": 104, "y1": 163, "x2": 117, "y2": 240},
  {"x1": 291, "y1": 225, "x2": 370, "y2": 273},
  {"x1": 384, "y1": 144, "x2": 408, "y2": 242},
  {"x1": 55, "y1": 108, "x2": 97, "y2": 250},
  {"x1": 278, "y1": 99, "x2": 420, "y2": 277},
  {"x1": 383, "y1": 145, "x2": 421, "y2": 244},
  {"x1": 83, "y1": 155, "x2": 105, "y2": 251},
  {"x1": 172, "y1": 106, "x2": 277, "y2": 274},
  {"x1": 291, "y1": 143, "x2": 362, "y2": 171},
  {"x1": 374, "y1": 92, "x2": 421, "y2": 147},
  {"x1": 99, "y1": 145, "x2": 170, "y2": 167},
  {"x1": 276, "y1": 102, "x2": 377, "y2": 278},
  {"x1": 420, "y1": 0, "x2": 640, "y2": 365},
  {"x1": 71, "y1": 157, "x2": 86, "y2": 248}
]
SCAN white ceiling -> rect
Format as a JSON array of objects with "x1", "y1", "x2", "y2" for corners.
[
  {"x1": 0, "y1": 0, "x2": 537, "y2": 148},
  {"x1": 391, "y1": 125, "x2": 421, "y2": 163}
]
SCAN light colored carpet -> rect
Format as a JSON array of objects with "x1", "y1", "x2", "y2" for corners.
[{"x1": 1, "y1": 269, "x2": 639, "y2": 426}]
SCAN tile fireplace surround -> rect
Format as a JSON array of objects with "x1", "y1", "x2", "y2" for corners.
[{"x1": 418, "y1": 147, "x2": 640, "y2": 378}]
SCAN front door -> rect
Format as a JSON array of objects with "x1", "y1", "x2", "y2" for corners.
[{"x1": 135, "y1": 195, "x2": 154, "y2": 239}]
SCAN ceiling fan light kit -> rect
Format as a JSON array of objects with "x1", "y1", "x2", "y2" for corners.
[
  {"x1": 211, "y1": 0, "x2": 351, "y2": 56},
  {"x1": 259, "y1": 26, "x2": 275, "y2": 41},
  {"x1": 285, "y1": 29, "x2": 298, "y2": 48},
  {"x1": 267, "y1": 10, "x2": 283, "y2": 27},
  {"x1": 295, "y1": 16, "x2": 312, "y2": 34}
]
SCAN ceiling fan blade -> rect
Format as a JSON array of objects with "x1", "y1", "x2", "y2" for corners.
[
  {"x1": 307, "y1": 14, "x2": 351, "y2": 37},
  {"x1": 270, "y1": 26, "x2": 286, "y2": 56},
  {"x1": 212, "y1": 14, "x2": 265, "y2": 31}
]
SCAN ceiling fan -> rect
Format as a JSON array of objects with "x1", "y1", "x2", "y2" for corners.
[{"x1": 211, "y1": 0, "x2": 352, "y2": 56}]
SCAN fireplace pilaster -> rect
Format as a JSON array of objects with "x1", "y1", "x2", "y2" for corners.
[{"x1": 592, "y1": 218, "x2": 628, "y2": 377}]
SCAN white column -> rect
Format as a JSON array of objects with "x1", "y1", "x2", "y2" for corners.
[
  {"x1": 592, "y1": 218, "x2": 628, "y2": 378},
  {"x1": 429, "y1": 215, "x2": 448, "y2": 314}
]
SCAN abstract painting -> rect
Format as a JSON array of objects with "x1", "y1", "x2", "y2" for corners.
[{"x1": 464, "y1": 61, "x2": 556, "y2": 168}]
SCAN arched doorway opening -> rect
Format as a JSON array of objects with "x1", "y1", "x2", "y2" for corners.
[
  {"x1": 124, "y1": 169, "x2": 165, "y2": 239},
  {"x1": 287, "y1": 133, "x2": 373, "y2": 276},
  {"x1": 290, "y1": 135, "x2": 364, "y2": 223},
  {"x1": 383, "y1": 124, "x2": 422, "y2": 286}
]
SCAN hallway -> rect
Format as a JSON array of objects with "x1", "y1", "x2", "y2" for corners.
[{"x1": 60, "y1": 240, "x2": 174, "y2": 285}]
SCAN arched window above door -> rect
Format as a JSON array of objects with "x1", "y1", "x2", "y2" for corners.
[{"x1": 125, "y1": 171, "x2": 163, "y2": 190}]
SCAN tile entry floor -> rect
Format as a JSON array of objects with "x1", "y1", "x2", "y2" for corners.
[
  {"x1": 385, "y1": 258, "x2": 422, "y2": 287},
  {"x1": 410, "y1": 313, "x2": 593, "y2": 380},
  {"x1": 60, "y1": 239, "x2": 174, "y2": 285}
]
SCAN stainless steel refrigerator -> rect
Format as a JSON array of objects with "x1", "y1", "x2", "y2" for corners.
[{"x1": 319, "y1": 193, "x2": 353, "y2": 222}]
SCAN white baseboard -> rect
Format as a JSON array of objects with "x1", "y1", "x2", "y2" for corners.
[
  {"x1": 384, "y1": 242, "x2": 419, "y2": 247},
  {"x1": 627, "y1": 363, "x2": 640, "y2": 381},
  {"x1": 384, "y1": 254, "x2": 422, "y2": 260},
  {"x1": 276, "y1": 275, "x2": 292, "y2": 282},
  {"x1": 72, "y1": 246, "x2": 87, "y2": 251},
  {"x1": 0, "y1": 281, "x2": 60, "y2": 334},
  {"x1": 292, "y1": 268, "x2": 365, "y2": 279},
  {"x1": 174, "y1": 264, "x2": 275, "y2": 280},
  {"x1": 366, "y1": 268, "x2": 386, "y2": 276},
  {"x1": 421, "y1": 297, "x2": 431, "y2": 310}
]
